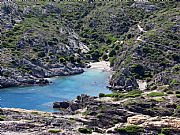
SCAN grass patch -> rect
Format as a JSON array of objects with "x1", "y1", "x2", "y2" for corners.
[
  {"x1": 115, "y1": 125, "x2": 144, "y2": 133},
  {"x1": 78, "y1": 127, "x2": 92, "y2": 134},
  {"x1": 147, "y1": 92, "x2": 165, "y2": 97},
  {"x1": 99, "y1": 90, "x2": 142, "y2": 99},
  {"x1": 48, "y1": 129, "x2": 62, "y2": 133}
]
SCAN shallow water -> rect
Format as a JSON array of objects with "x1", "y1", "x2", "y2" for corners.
[{"x1": 0, "y1": 69, "x2": 111, "y2": 112}]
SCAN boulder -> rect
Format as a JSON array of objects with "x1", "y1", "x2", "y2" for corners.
[{"x1": 53, "y1": 101, "x2": 70, "y2": 109}]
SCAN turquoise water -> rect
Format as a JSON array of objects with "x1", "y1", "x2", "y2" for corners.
[{"x1": 0, "y1": 69, "x2": 111, "y2": 112}]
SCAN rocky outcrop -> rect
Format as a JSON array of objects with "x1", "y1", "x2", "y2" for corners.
[
  {"x1": 53, "y1": 94, "x2": 96, "y2": 114},
  {"x1": 109, "y1": 68, "x2": 139, "y2": 91},
  {"x1": 128, "y1": 115, "x2": 180, "y2": 132}
]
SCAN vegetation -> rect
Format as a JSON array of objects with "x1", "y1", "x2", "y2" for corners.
[
  {"x1": 115, "y1": 125, "x2": 144, "y2": 133},
  {"x1": 0, "y1": 115, "x2": 6, "y2": 121},
  {"x1": 176, "y1": 94, "x2": 180, "y2": 98},
  {"x1": 161, "y1": 128, "x2": 172, "y2": 135},
  {"x1": 48, "y1": 129, "x2": 62, "y2": 133},
  {"x1": 147, "y1": 92, "x2": 165, "y2": 97},
  {"x1": 99, "y1": 90, "x2": 142, "y2": 99},
  {"x1": 78, "y1": 127, "x2": 92, "y2": 134}
]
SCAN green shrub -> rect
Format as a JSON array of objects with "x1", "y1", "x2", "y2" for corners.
[
  {"x1": 176, "y1": 94, "x2": 180, "y2": 98},
  {"x1": 102, "y1": 54, "x2": 108, "y2": 60},
  {"x1": 115, "y1": 125, "x2": 144, "y2": 133},
  {"x1": 99, "y1": 93, "x2": 105, "y2": 97},
  {"x1": 166, "y1": 90, "x2": 173, "y2": 94},
  {"x1": 175, "y1": 91, "x2": 180, "y2": 94},
  {"x1": 170, "y1": 79, "x2": 178, "y2": 85},
  {"x1": 131, "y1": 64, "x2": 145, "y2": 79},
  {"x1": 59, "y1": 57, "x2": 66, "y2": 63},
  {"x1": 109, "y1": 49, "x2": 116, "y2": 57},
  {"x1": 176, "y1": 106, "x2": 180, "y2": 109},
  {"x1": 161, "y1": 128, "x2": 171, "y2": 135},
  {"x1": 109, "y1": 57, "x2": 116, "y2": 67},
  {"x1": 48, "y1": 129, "x2": 62, "y2": 133},
  {"x1": 154, "y1": 97, "x2": 165, "y2": 102},
  {"x1": 78, "y1": 127, "x2": 92, "y2": 134},
  {"x1": 0, "y1": 115, "x2": 6, "y2": 121},
  {"x1": 37, "y1": 51, "x2": 46, "y2": 57},
  {"x1": 148, "y1": 92, "x2": 165, "y2": 97},
  {"x1": 124, "y1": 90, "x2": 142, "y2": 98},
  {"x1": 31, "y1": 111, "x2": 39, "y2": 115},
  {"x1": 103, "y1": 90, "x2": 142, "y2": 99}
]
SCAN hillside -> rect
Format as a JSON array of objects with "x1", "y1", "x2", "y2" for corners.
[
  {"x1": 110, "y1": 3, "x2": 180, "y2": 92},
  {"x1": 0, "y1": 1, "x2": 179, "y2": 90}
]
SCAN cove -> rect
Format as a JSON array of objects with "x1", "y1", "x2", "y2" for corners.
[{"x1": 0, "y1": 69, "x2": 111, "y2": 112}]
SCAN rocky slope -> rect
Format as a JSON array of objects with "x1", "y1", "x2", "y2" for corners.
[
  {"x1": 0, "y1": 1, "x2": 89, "y2": 88},
  {"x1": 109, "y1": 2, "x2": 180, "y2": 92}
]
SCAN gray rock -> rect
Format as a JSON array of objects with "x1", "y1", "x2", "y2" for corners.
[{"x1": 53, "y1": 101, "x2": 70, "y2": 109}]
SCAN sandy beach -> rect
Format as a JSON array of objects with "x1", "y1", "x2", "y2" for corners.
[{"x1": 89, "y1": 61, "x2": 111, "y2": 71}]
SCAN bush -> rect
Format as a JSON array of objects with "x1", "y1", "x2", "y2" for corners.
[
  {"x1": 154, "y1": 97, "x2": 165, "y2": 102},
  {"x1": 109, "y1": 49, "x2": 116, "y2": 57},
  {"x1": 37, "y1": 51, "x2": 46, "y2": 57},
  {"x1": 161, "y1": 128, "x2": 171, "y2": 135},
  {"x1": 170, "y1": 79, "x2": 178, "y2": 85},
  {"x1": 78, "y1": 128, "x2": 92, "y2": 134},
  {"x1": 124, "y1": 90, "x2": 142, "y2": 98},
  {"x1": 102, "y1": 54, "x2": 108, "y2": 60},
  {"x1": 0, "y1": 115, "x2": 6, "y2": 121},
  {"x1": 115, "y1": 125, "x2": 144, "y2": 133},
  {"x1": 131, "y1": 64, "x2": 145, "y2": 79},
  {"x1": 176, "y1": 106, "x2": 180, "y2": 109},
  {"x1": 103, "y1": 90, "x2": 142, "y2": 99},
  {"x1": 69, "y1": 55, "x2": 75, "y2": 62},
  {"x1": 148, "y1": 92, "x2": 165, "y2": 97},
  {"x1": 109, "y1": 57, "x2": 116, "y2": 67},
  {"x1": 48, "y1": 129, "x2": 62, "y2": 133},
  {"x1": 166, "y1": 90, "x2": 173, "y2": 94},
  {"x1": 176, "y1": 94, "x2": 180, "y2": 98},
  {"x1": 59, "y1": 57, "x2": 66, "y2": 63},
  {"x1": 175, "y1": 91, "x2": 180, "y2": 94},
  {"x1": 99, "y1": 93, "x2": 105, "y2": 97}
]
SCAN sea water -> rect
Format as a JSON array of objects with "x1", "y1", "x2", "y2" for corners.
[{"x1": 0, "y1": 69, "x2": 111, "y2": 112}]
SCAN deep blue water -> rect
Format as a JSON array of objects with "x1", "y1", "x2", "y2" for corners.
[{"x1": 0, "y1": 69, "x2": 111, "y2": 112}]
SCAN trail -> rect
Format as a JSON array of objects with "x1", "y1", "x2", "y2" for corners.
[{"x1": 136, "y1": 24, "x2": 147, "y2": 42}]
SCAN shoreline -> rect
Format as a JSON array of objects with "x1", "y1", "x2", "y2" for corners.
[{"x1": 0, "y1": 61, "x2": 111, "y2": 90}]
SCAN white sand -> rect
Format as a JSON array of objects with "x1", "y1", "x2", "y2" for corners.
[{"x1": 89, "y1": 61, "x2": 111, "y2": 71}]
